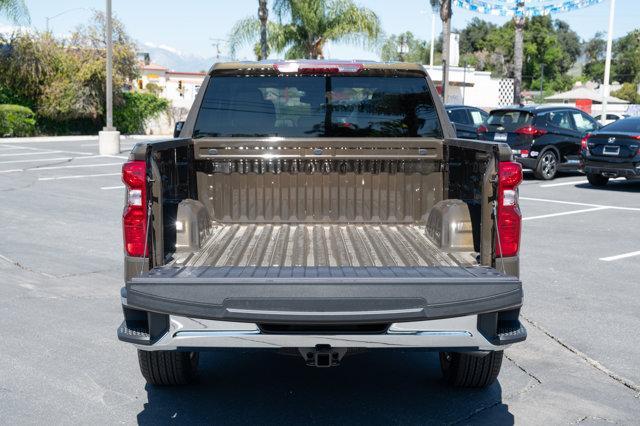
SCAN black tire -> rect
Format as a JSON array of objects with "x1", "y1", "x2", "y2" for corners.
[
  {"x1": 587, "y1": 173, "x2": 609, "y2": 187},
  {"x1": 439, "y1": 351, "x2": 503, "y2": 388},
  {"x1": 138, "y1": 350, "x2": 199, "y2": 386},
  {"x1": 534, "y1": 150, "x2": 559, "y2": 180}
]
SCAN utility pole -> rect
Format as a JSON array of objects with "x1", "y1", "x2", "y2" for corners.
[
  {"x1": 398, "y1": 34, "x2": 408, "y2": 62},
  {"x1": 99, "y1": 0, "x2": 120, "y2": 155},
  {"x1": 539, "y1": 63, "x2": 544, "y2": 101},
  {"x1": 430, "y1": 3, "x2": 438, "y2": 68},
  {"x1": 601, "y1": 0, "x2": 616, "y2": 122},
  {"x1": 440, "y1": 0, "x2": 452, "y2": 102}
]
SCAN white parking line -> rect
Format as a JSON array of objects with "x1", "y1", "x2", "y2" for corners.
[
  {"x1": 0, "y1": 162, "x2": 123, "y2": 174},
  {"x1": 540, "y1": 179, "x2": 588, "y2": 188},
  {"x1": 600, "y1": 251, "x2": 640, "y2": 262},
  {"x1": 0, "y1": 157, "x2": 76, "y2": 165},
  {"x1": 1, "y1": 145, "x2": 93, "y2": 156},
  {"x1": 523, "y1": 207, "x2": 609, "y2": 221},
  {"x1": 0, "y1": 151, "x2": 63, "y2": 157},
  {"x1": 38, "y1": 172, "x2": 121, "y2": 181},
  {"x1": 520, "y1": 197, "x2": 640, "y2": 212},
  {"x1": 101, "y1": 185, "x2": 125, "y2": 190}
]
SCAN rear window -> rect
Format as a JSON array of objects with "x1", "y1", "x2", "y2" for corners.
[
  {"x1": 601, "y1": 118, "x2": 640, "y2": 133},
  {"x1": 193, "y1": 75, "x2": 442, "y2": 138},
  {"x1": 487, "y1": 110, "x2": 533, "y2": 131}
]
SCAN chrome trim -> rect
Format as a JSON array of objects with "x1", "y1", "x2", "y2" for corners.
[{"x1": 128, "y1": 313, "x2": 509, "y2": 352}]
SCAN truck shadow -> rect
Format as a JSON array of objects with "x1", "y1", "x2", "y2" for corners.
[
  {"x1": 137, "y1": 350, "x2": 513, "y2": 425},
  {"x1": 576, "y1": 181, "x2": 640, "y2": 193}
]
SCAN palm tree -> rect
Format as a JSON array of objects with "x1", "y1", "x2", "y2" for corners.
[
  {"x1": 0, "y1": 0, "x2": 29, "y2": 24},
  {"x1": 430, "y1": 0, "x2": 452, "y2": 101},
  {"x1": 258, "y1": 0, "x2": 268, "y2": 60},
  {"x1": 513, "y1": 15, "x2": 525, "y2": 104},
  {"x1": 512, "y1": 1, "x2": 526, "y2": 105},
  {"x1": 229, "y1": 0, "x2": 381, "y2": 60}
]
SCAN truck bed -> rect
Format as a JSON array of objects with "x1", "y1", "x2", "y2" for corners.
[{"x1": 170, "y1": 223, "x2": 477, "y2": 271}]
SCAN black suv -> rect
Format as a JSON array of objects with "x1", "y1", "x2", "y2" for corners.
[
  {"x1": 446, "y1": 104, "x2": 489, "y2": 139},
  {"x1": 481, "y1": 106, "x2": 600, "y2": 180}
]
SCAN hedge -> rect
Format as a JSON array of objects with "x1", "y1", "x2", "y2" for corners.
[{"x1": 0, "y1": 104, "x2": 37, "y2": 137}]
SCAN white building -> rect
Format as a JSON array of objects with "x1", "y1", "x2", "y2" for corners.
[
  {"x1": 136, "y1": 63, "x2": 207, "y2": 134},
  {"x1": 425, "y1": 65, "x2": 515, "y2": 109}
]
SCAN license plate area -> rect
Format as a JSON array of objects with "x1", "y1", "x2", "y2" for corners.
[
  {"x1": 494, "y1": 133, "x2": 508, "y2": 142},
  {"x1": 603, "y1": 146, "x2": 620, "y2": 156}
]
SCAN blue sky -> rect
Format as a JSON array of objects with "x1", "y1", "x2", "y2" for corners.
[{"x1": 1, "y1": 0, "x2": 637, "y2": 64}]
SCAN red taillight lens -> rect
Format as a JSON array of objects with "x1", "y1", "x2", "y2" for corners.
[
  {"x1": 122, "y1": 161, "x2": 148, "y2": 257},
  {"x1": 496, "y1": 162, "x2": 523, "y2": 258},
  {"x1": 581, "y1": 134, "x2": 591, "y2": 151},
  {"x1": 477, "y1": 125, "x2": 488, "y2": 134},
  {"x1": 515, "y1": 125, "x2": 547, "y2": 137}
]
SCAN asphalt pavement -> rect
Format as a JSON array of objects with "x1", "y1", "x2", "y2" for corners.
[{"x1": 0, "y1": 138, "x2": 639, "y2": 424}]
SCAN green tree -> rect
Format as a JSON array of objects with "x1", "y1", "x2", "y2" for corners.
[
  {"x1": 459, "y1": 18, "x2": 497, "y2": 54},
  {"x1": 583, "y1": 30, "x2": 640, "y2": 84},
  {"x1": 380, "y1": 32, "x2": 429, "y2": 63},
  {"x1": 612, "y1": 82, "x2": 640, "y2": 104},
  {"x1": 229, "y1": 0, "x2": 381, "y2": 59},
  {"x1": 0, "y1": 0, "x2": 29, "y2": 23}
]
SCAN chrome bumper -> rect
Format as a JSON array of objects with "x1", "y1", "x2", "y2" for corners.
[{"x1": 123, "y1": 314, "x2": 518, "y2": 352}]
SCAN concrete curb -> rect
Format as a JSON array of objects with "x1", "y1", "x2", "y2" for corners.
[{"x1": 1, "y1": 135, "x2": 171, "y2": 143}]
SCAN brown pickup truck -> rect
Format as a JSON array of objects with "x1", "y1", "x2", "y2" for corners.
[{"x1": 118, "y1": 60, "x2": 525, "y2": 388}]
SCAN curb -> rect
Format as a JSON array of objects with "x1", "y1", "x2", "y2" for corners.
[{"x1": 1, "y1": 135, "x2": 171, "y2": 143}]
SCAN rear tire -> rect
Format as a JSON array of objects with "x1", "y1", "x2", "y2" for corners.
[
  {"x1": 138, "y1": 350, "x2": 199, "y2": 386},
  {"x1": 534, "y1": 150, "x2": 558, "y2": 180},
  {"x1": 439, "y1": 351, "x2": 503, "y2": 388},
  {"x1": 587, "y1": 173, "x2": 609, "y2": 187}
]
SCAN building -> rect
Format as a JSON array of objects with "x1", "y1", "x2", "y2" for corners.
[
  {"x1": 136, "y1": 63, "x2": 207, "y2": 134},
  {"x1": 425, "y1": 65, "x2": 515, "y2": 109},
  {"x1": 543, "y1": 82, "x2": 630, "y2": 116}
]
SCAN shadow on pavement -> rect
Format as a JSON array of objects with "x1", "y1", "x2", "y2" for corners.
[
  {"x1": 137, "y1": 350, "x2": 512, "y2": 425},
  {"x1": 576, "y1": 180, "x2": 640, "y2": 193}
]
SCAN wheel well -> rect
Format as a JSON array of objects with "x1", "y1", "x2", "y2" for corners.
[{"x1": 538, "y1": 146, "x2": 561, "y2": 162}]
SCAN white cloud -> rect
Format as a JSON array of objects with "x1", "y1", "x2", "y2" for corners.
[{"x1": 0, "y1": 24, "x2": 32, "y2": 35}]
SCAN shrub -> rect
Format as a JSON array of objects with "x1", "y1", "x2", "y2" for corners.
[
  {"x1": 114, "y1": 92, "x2": 169, "y2": 135},
  {"x1": 0, "y1": 104, "x2": 36, "y2": 137}
]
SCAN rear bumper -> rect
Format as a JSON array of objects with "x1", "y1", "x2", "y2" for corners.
[
  {"x1": 119, "y1": 264, "x2": 525, "y2": 351},
  {"x1": 118, "y1": 312, "x2": 526, "y2": 352},
  {"x1": 583, "y1": 159, "x2": 640, "y2": 178}
]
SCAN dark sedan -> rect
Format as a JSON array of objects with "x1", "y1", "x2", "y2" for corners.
[
  {"x1": 581, "y1": 116, "x2": 640, "y2": 186},
  {"x1": 480, "y1": 106, "x2": 600, "y2": 180},
  {"x1": 445, "y1": 105, "x2": 489, "y2": 139}
]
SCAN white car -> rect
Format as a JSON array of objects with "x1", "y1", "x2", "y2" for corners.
[{"x1": 593, "y1": 113, "x2": 630, "y2": 126}]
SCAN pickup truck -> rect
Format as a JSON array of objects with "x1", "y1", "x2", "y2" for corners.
[{"x1": 118, "y1": 60, "x2": 526, "y2": 388}]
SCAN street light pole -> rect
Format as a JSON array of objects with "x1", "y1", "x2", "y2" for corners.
[
  {"x1": 99, "y1": 0, "x2": 120, "y2": 155},
  {"x1": 601, "y1": 0, "x2": 616, "y2": 122},
  {"x1": 105, "y1": 0, "x2": 114, "y2": 131},
  {"x1": 430, "y1": 5, "x2": 438, "y2": 68}
]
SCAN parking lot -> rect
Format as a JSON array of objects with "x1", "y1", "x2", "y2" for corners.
[{"x1": 1, "y1": 138, "x2": 639, "y2": 424}]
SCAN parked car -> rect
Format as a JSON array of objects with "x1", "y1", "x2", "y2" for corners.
[
  {"x1": 445, "y1": 104, "x2": 489, "y2": 139},
  {"x1": 593, "y1": 113, "x2": 629, "y2": 126},
  {"x1": 581, "y1": 116, "x2": 640, "y2": 186},
  {"x1": 118, "y1": 60, "x2": 526, "y2": 388},
  {"x1": 480, "y1": 106, "x2": 600, "y2": 180}
]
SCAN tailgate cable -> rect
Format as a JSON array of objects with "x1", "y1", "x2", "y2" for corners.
[
  {"x1": 139, "y1": 179, "x2": 154, "y2": 277},
  {"x1": 492, "y1": 201, "x2": 507, "y2": 275}
]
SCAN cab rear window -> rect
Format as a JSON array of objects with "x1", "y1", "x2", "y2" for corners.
[{"x1": 193, "y1": 76, "x2": 443, "y2": 138}]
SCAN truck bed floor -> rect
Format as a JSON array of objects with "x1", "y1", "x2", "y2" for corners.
[{"x1": 172, "y1": 224, "x2": 476, "y2": 270}]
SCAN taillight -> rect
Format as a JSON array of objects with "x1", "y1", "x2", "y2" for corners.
[
  {"x1": 496, "y1": 162, "x2": 523, "y2": 258},
  {"x1": 581, "y1": 134, "x2": 590, "y2": 152},
  {"x1": 515, "y1": 125, "x2": 547, "y2": 137},
  {"x1": 122, "y1": 161, "x2": 148, "y2": 257},
  {"x1": 477, "y1": 125, "x2": 488, "y2": 134}
]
